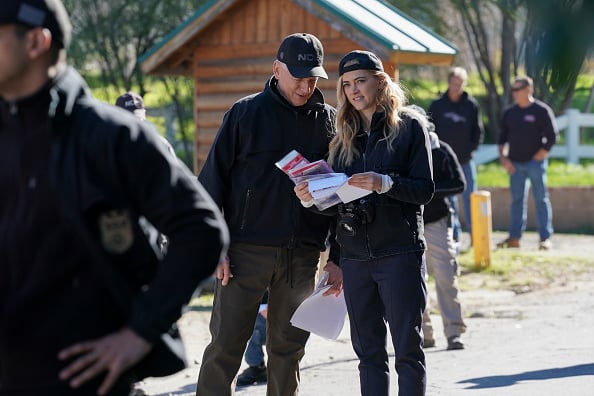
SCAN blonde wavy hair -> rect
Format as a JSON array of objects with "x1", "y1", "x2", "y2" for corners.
[{"x1": 328, "y1": 70, "x2": 422, "y2": 168}]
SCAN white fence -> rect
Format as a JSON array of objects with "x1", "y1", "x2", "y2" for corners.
[{"x1": 474, "y1": 109, "x2": 594, "y2": 165}]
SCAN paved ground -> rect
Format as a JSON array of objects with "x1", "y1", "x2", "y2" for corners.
[{"x1": 139, "y1": 232, "x2": 594, "y2": 395}]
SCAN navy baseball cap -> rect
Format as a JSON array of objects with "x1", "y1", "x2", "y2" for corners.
[
  {"x1": 277, "y1": 33, "x2": 328, "y2": 79},
  {"x1": 116, "y1": 92, "x2": 145, "y2": 113},
  {"x1": 338, "y1": 50, "x2": 384, "y2": 76},
  {"x1": 0, "y1": 0, "x2": 71, "y2": 48}
]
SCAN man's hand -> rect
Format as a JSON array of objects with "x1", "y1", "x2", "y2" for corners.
[
  {"x1": 499, "y1": 156, "x2": 515, "y2": 175},
  {"x1": 216, "y1": 256, "x2": 233, "y2": 286},
  {"x1": 533, "y1": 148, "x2": 549, "y2": 161},
  {"x1": 322, "y1": 260, "x2": 343, "y2": 296},
  {"x1": 58, "y1": 327, "x2": 152, "y2": 395},
  {"x1": 347, "y1": 172, "x2": 382, "y2": 192}
]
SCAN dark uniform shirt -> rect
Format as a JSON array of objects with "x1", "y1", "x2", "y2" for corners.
[{"x1": 499, "y1": 99, "x2": 558, "y2": 162}]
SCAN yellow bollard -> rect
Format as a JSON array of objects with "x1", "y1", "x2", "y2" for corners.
[{"x1": 471, "y1": 191, "x2": 492, "y2": 268}]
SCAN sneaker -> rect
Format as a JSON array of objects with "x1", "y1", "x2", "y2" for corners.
[
  {"x1": 539, "y1": 238, "x2": 552, "y2": 250},
  {"x1": 447, "y1": 336, "x2": 464, "y2": 350},
  {"x1": 423, "y1": 338, "x2": 436, "y2": 348},
  {"x1": 237, "y1": 364, "x2": 267, "y2": 386},
  {"x1": 496, "y1": 237, "x2": 520, "y2": 248}
]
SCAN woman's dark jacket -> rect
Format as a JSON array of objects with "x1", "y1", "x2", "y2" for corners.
[
  {"x1": 198, "y1": 77, "x2": 336, "y2": 251},
  {"x1": 329, "y1": 112, "x2": 434, "y2": 262}
]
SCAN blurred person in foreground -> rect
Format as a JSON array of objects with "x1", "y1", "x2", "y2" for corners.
[
  {"x1": 195, "y1": 33, "x2": 341, "y2": 396},
  {"x1": 0, "y1": 1, "x2": 228, "y2": 395},
  {"x1": 296, "y1": 50, "x2": 434, "y2": 395},
  {"x1": 497, "y1": 76, "x2": 558, "y2": 250},
  {"x1": 429, "y1": 67, "x2": 484, "y2": 244}
]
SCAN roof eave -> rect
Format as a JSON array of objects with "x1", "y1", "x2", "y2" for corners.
[
  {"x1": 389, "y1": 51, "x2": 456, "y2": 67},
  {"x1": 140, "y1": 0, "x2": 237, "y2": 75},
  {"x1": 295, "y1": 0, "x2": 457, "y2": 64}
]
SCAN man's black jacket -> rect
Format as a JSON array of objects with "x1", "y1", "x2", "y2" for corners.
[
  {"x1": 0, "y1": 67, "x2": 228, "y2": 389},
  {"x1": 199, "y1": 77, "x2": 336, "y2": 251}
]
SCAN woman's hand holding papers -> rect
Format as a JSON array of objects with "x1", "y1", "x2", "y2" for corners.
[
  {"x1": 322, "y1": 260, "x2": 343, "y2": 297},
  {"x1": 347, "y1": 172, "x2": 383, "y2": 192}
]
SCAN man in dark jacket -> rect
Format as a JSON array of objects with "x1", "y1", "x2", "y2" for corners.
[
  {"x1": 196, "y1": 33, "x2": 341, "y2": 396},
  {"x1": 429, "y1": 67, "x2": 484, "y2": 243},
  {"x1": 0, "y1": 1, "x2": 228, "y2": 395},
  {"x1": 422, "y1": 130, "x2": 467, "y2": 351}
]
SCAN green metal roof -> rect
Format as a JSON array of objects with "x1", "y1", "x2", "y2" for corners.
[{"x1": 311, "y1": 0, "x2": 457, "y2": 55}]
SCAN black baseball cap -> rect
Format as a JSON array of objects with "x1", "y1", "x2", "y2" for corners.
[
  {"x1": 0, "y1": 0, "x2": 71, "y2": 48},
  {"x1": 116, "y1": 91, "x2": 145, "y2": 113},
  {"x1": 338, "y1": 50, "x2": 384, "y2": 76},
  {"x1": 276, "y1": 33, "x2": 328, "y2": 79}
]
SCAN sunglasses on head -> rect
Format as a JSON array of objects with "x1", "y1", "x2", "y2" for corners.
[{"x1": 511, "y1": 84, "x2": 528, "y2": 92}]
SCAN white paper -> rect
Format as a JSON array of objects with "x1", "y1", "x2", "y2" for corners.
[
  {"x1": 290, "y1": 273, "x2": 347, "y2": 340},
  {"x1": 335, "y1": 181, "x2": 372, "y2": 203},
  {"x1": 308, "y1": 174, "x2": 348, "y2": 192}
]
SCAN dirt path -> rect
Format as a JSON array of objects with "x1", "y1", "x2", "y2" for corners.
[{"x1": 139, "y1": 232, "x2": 594, "y2": 395}]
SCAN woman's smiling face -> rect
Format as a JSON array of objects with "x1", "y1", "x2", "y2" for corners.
[{"x1": 341, "y1": 69, "x2": 380, "y2": 117}]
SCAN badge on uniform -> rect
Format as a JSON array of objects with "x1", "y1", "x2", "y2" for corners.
[{"x1": 98, "y1": 210, "x2": 134, "y2": 254}]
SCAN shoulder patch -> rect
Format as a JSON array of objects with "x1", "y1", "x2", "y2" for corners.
[{"x1": 98, "y1": 210, "x2": 134, "y2": 254}]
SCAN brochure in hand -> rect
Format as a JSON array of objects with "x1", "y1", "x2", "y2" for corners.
[{"x1": 275, "y1": 150, "x2": 371, "y2": 210}]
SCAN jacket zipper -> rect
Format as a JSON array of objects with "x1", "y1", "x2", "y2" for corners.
[
  {"x1": 239, "y1": 189, "x2": 252, "y2": 230},
  {"x1": 362, "y1": 147, "x2": 374, "y2": 257}
]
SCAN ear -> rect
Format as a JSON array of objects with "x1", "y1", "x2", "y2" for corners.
[
  {"x1": 25, "y1": 28, "x2": 53, "y2": 59},
  {"x1": 378, "y1": 79, "x2": 387, "y2": 91},
  {"x1": 272, "y1": 60, "x2": 281, "y2": 79}
]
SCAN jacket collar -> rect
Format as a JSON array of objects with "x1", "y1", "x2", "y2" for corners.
[
  {"x1": 0, "y1": 66, "x2": 90, "y2": 130},
  {"x1": 265, "y1": 76, "x2": 327, "y2": 113}
]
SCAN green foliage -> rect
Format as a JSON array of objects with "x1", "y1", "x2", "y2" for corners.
[
  {"x1": 87, "y1": 74, "x2": 196, "y2": 166},
  {"x1": 477, "y1": 160, "x2": 594, "y2": 187},
  {"x1": 571, "y1": 74, "x2": 594, "y2": 112},
  {"x1": 63, "y1": 0, "x2": 208, "y2": 91},
  {"x1": 457, "y1": 244, "x2": 594, "y2": 291},
  {"x1": 524, "y1": 0, "x2": 594, "y2": 93}
]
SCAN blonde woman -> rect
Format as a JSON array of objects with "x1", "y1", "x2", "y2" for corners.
[{"x1": 296, "y1": 50, "x2": 434, "y2": 395}]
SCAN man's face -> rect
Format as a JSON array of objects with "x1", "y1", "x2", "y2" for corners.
[
  {"x1": 273, "y1": 61, "x2": 318, "y2": 107},
  {"x1": 448, "y1": 75, "x2": 465, "y2": 98},
  {"x1": 511, "y1": 82, "x2": 530, "y2": 103},
  {"x1": 0, "y1": 24, "x2": 31, "y2": 100}
]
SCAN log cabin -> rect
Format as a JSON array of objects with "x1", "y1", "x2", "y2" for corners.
[{"x1": 140, "y1": 0, "x2": 457, "y2": 172}]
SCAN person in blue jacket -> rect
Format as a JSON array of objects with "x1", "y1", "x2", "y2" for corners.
[{"x1": 296, "y1": 50, "x2": 434, "y2": 396}]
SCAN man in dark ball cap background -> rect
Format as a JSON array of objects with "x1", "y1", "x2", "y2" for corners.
[
  {"x1": 0, "y1": 1, "x2": 228, "y2": 395},
  {"x1": 195, "y1": 32, "x2": 342, "y2": 396}
]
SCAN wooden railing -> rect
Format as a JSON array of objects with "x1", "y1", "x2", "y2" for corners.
[{"x1": 474, "y1": 109, "x2": 594, "y2": 165}]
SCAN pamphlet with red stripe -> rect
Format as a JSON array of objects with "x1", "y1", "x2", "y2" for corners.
[{"x1": 275, "y1": 150, "x2": 370, "y2": 210}]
